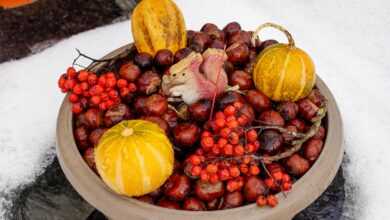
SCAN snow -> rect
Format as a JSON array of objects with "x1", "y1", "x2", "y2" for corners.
[{"x1": 0, "y1": 0, "x2": 389, "y2": 219}]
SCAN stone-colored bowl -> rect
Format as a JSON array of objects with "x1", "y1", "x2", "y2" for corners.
[{"x1": 56, "y1": 44, "x2": 344, "y2": 220}]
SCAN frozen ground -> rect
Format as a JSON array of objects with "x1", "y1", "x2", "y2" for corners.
[{"x1": 0, "y1": 0, "x2": 389, "y2": 219}]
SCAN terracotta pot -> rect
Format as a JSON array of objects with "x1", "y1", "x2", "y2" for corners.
[{"x1": 56, "y1": 44, "x2": 344, "y2": 220}]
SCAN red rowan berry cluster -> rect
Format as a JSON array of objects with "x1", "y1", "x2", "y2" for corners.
[{"x1": 57, "y1": 67, "x2": 137, "y2": 114}]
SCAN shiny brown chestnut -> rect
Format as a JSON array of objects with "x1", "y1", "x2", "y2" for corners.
[
  {"x1": 221, "y1": 191, "x2": 244, "y2": 209},
  {"x1": 103, "y1": 104, "x2": 132, "y2": 127},
  {"x1": 277, "y1": 101, "x2": 299, "y2": 121},
  {"x1": 134, "y1": 52, "x2": 153, "y2": 70},
  {"x1": 155, "y1": 49, "x2": 174, "y2": 67},
  {"x1": 285, "y1": 154, "x2": 310, "y2": 176},
  {"x1": 260, "y1": 130, "x2": 283, "y2": 154},
  {"x1": 244, "y1": 176, "x2": 267, "y2": 202},
  {"x1": 145, "y1": 94, "x2": 168, "y2": 116},
  {"x1": 189, "y1": 99, "x2": 212, "y2": 122},
  {"x1": 173, "y1": 123, "x2": 200, "y2": 147},
  {"x1": 245, "y1": 90, "x2": 271, "y2": 112},
  {"x1": 229, "y1": 70, "x2": 253, "y2": 90},
  {"x1": 183, "y1": 197, "x2": 206, "y2": 211},
  {"x1": 303, "y1": 138, "x2": 324, "y2": 162},
  {"x1": 258, "y1": 110, "x2": 285, "y2": 127},
  {"x1": 226, "y1": 43, "x2": 249, "y2": 65},
  {"x1": 136, "y1": 71, "x2": 161, "y2": 95},
  {"x1": 89, "y1": 128, "x2": 107, "y2": 147},
  {"x1": 163, "y1": 174, "x2": 191, "y2": 201},
  {"x1": 119, "y1": 62, "x2": 141, "y2": 82},
  {"x1": 195, "y1": 180, "x2": 225, "y2": 202}
]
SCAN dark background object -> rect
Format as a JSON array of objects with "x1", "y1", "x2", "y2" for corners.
[{"x1": 1, "y1": 0, "x2": 345, "y2": 219}]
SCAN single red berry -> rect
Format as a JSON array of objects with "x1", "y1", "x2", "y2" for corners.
[
  {"x1": 215, "y1": 118, "x2": 225, "y2": 128},
  {"x1": 106, "y1": 77, "x2": 117, "y2": 88},
  {"x1": 247, "y1": 129, "x2": 258, "y2": 142},
  {"x1": 282, "y1": 182, "x2": 292, "y2": 191},
  {"x1": 264, "y1": 178, "x2": 275, "y2": 188},
  {"x1": 211, "y1": 146, "x2": 220, "y2": 155},
  {"x1": 58, "y1": 74, "x2": 66, "y2": 89},
  {"x1": 266, "y1": 195, "x2": 278, "y2": 207},
  {"x1": 206, "y1": 164, "x2": 218, "y2": 174},
  {"x1": 189, "y1": 155, "x2": 201, "y2": 165},
  {"x1": 217, "y1": 138, "x2": 228, "y2": 148},
  {"x1": 100, "y1": 92, "x2": 109, "y2": 101},
  {"x1": 242, "y1": 156, "x2": 252, "y2": 164},
  {"x1": 282, "y1": 174, "x2": 291, "y2": 183},
  {"x1": 227, "y1": 120, "x2": 239, "y2": 128},
  {"x1": 65, "y1": 79, "x2": 76, "y2": 90},
  {"x1": 66, "y1": 67, "x2": 77, "y2": 79},
  {"x1": 229, "y1": 132, "x2": 239, "y2": 145},
  {"x1": 98, "y1": 76, "x2": 106, "y2": 87},
  {"x1": 245, "y1": 143, "x2": 255, "y2": 153},
  {"x1": 72, "y1": 84, "x2": 83, "y2": 95},
  {"x1": 272, "y1": 171, "x2": 283, "y2": 181},
  {"x1": 99, "y1": 102, "x2": 108, "y2": 111},
  {"x1": 117, "y1": 79, "x2": 128, "y2": 88},
  {"x1": 209, "y1": 174, "x2": 219, "y2": 184},
  {"x1": 223, "y1": 144, "x2": 233, "y2": 155},
  {"x1": 202, "y1": 131, "x2": 212, "y2": 138},
  {"x1": 89, "y1": 85, "x2": 104, "y2": 96},
  {"x1": 78, "y1": 70, "x2": 89, "y2": 82},
  {"x1": 224, "y1": 105, "x2": 236, "y2": 116},
  {"x1": 72, "y1": 103, "x2": 83, "y2": 114},
  {"x1": 201, "y1": 136, "x2": 214, "y2": 148},
  {"x1": 80, "y1": 82, "x2": 89, "y2": 91},
  {"x1": 87, "y1": 74, "x2": 97, "y2": 85},
  {"x1": 237, "y1": 115, "x2": 248, "y2": 126},
  {"x1": 234, "y1": 145, "x2": 244, "y2": 156},
  {"x1": 200, "y1": 171, "x2": 209, "y2": 181},
  {"x1": 120, "y1": 87, "x2": 130, "y2": 97},
  {"x1": 229, "y1": 166, "x2": 240, "y2": 177},
  {"x1": 226, "y1": 115, "x2": 236, "y2": 122},
  {"x1": 249, "y1": 165, "x2": 260, "y2": 175},
  {"x1": 90, "y1": 96, "x2": 101, "y2": 105},
  {"x1": 128, "y1": 83, "x2": 137, "y2": 92},
  {"x1": 69, "y1": 93, "x2": 79, "y2": 103},
  {"x1": 106, "y1": 99, "x2": 115, "y2": 108},
  {"x1": 218, "y1": 169, "x2": 230, "y2": 181},
  {"x1": 105, "y1": 72, "x2": 116, "y2": 79},
  {"x1": 220, "y1": 127, "x2": 231, "y2": 138},
  {"x1": 256, "y1": 196, "x2": 267, "y2": 207},
  {"x1": 215, "y1": 112, "x2": 225, "y2": 119},
  {"x1": 191, "y1": 165, "x2": 202, "y2": 176},
  {"x1": 108, "y1": 90, "x2": 119, "y2": 99},
  {"x1": 227, "y1": 180, "x2": 239, "y2": 192}
]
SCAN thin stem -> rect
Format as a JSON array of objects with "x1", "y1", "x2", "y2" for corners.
[{"x1": 251, "y1": 22, "x2": 295, "y2": 47}]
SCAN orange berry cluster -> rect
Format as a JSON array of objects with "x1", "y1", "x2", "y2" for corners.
[
  {"x1": 58, "y1": 67, "x2": 136, "y2": 114},
  {"x1": 187, "y1": 102, "x2": 262, "y2": 192}
]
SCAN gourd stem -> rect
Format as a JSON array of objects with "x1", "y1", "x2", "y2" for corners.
[{"x1": 251, "y1": 22, "x2": 295, "y2": 47}]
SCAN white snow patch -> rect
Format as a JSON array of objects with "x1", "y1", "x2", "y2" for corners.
[{"x1": 0, "y1": 0, "x2": 390, "y2": 219}]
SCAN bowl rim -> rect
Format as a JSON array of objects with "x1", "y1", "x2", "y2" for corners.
[{"x1": 56, "y1": 44, "x2": 344, "y2": 220}]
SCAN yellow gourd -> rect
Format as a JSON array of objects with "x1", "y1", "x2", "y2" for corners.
[
  {"x1": 95, "y1": 120, "x2": 174, "y2": 197},
  {"x1": 252, "y1": 23, "x2": 316, "y2": 102},
  {"x1": 131, "y1": 0, "x2": 187, "y2": 56}
]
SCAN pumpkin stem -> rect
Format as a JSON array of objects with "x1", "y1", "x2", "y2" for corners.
[{"x1": 251, "y1": 22, "x2": 295, "y2": 47}]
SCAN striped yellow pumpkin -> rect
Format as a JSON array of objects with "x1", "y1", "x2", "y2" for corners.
[
  {"x1": 95, "y1": 120, "x2": 174, "y2": 197},
  {"x1": 252, "y1": 23, "x2": 316, "y2": 102},
  {"x1": 131, "y1": 0, "x2": 186, "y2": 56}
]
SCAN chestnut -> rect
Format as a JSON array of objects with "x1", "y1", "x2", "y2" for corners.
[
  {"x1": 183, "y1": 197, "x2": 206, "y2": 211},
  {"x1": 89, "y1": 128, "x2": 107, "y2": 147},
  {"x1": 119, "y1": 62, "x2": 141, "y2": 82},
  {"x1": 245, "y1": 90, "x2": 271, "y2": 112},
  {"x1": 206, "y1": 198, "x2": 220, "y2": 210},
  {"x1": 308, "y1": 88, "x2": 325, "y2": 107},
  {"x1": 134, "y1": 52, "x2": 153, "y2": 70},
  {"x1": 303, "y1": 138, "x2": 324, "y2": 162},
  {"x1": 136, "y1": 195, "x2": 154, "y2": 204},
  {"x1": 258, "y1": 110, "x2": 285, "y2": 127},
  {"x1": 141, "y1": 116, "x2": 168, "y2": 133},
  {"x1": 201, "y1": 23, "x2": 219, "y2": 33},
  {"x1": 163, "y1": 174, "x2": 191, "y2": 201},
  {"x1": 186, "y1": 30, "x2": 196, "y2": 43},
  {"x1": 145, "y1": 94, "x2": 168, "y2": 116},
  {"x1": 134, "y1": 96, "x2": 147, "y2": 115},
  {"x1": 298, "y1": 98, "x2": 319, "y2": 121},
  {"x1": 257, "y1": 39, "x2": 278, "y2": 52},
  {"x1": 226, "y1": 43, "x2": 249, "y2": 65},
  {"x1": 84, "y1": 108, "x2": 103, "y2": 129},
  {"x1": 237, "y1": 103, "x2": 255, "y2": 124},
  {"x1": 157, "y1": 198, "x2": 180, "y2": 209},
  {"x1": 288, "y1": 118, "x2": 307, "y2": 132},
  {"x1": 136, "y1": 71, "x2": 161, "y2": 95},
  {"x1": 104, "y1": 104, "x2": 132, "y2": 127},
  {"x1": 75, "y1": 113, "x2": 88, "y2": 128},
  {"x1": 174, "y1": 47, "x2": 192, "y2": 63},
  {"x1": 83, "y1": 147, "x2": 96, "y2": 170},
  {"x1": 191, "y1": 32, "x2": 210, "y2": 51},
  {"x1": 173, "y1": 123, "x2": 200, "y2": 147},
  {"x1": 154, "y1": 49, "x2": 174, "y2": 67},
  {"x1": 277, "y1": 101, "x2": 299, "y2": 121},
  {"x1": 260, "y1": 130, "x2": 283, "y2": 154},
  {"x1": 244, "y1": 176, "x2": 267, "y2": 202},
  {"x1": 162, "y1": 109, "x2": 179, "y2": 128},
  {"x1": 227, "y1": 31, "x2": 251, "y2": 46},
  {"x1": 313, "y1": 126, "x2": 326, "y2": 140},
  {"x1": 195, "y1": 180, "x2": 225, "y2": 202},
  {"x1": 217, "y1": 92, "x2": 245, "y2": 109},
  {"x1": 74, "y1": 126, "x2": 89, "y2": 150},
  {"x1": 224, "y1": 61, "x2": 235, "y2": 75},
  {"x1": 285, "y1": 154, "x2": 310, "y2": 176},
  {"x1": 209, "y1": 39, "x2": 225, "y2": 49},
  {"x1": 221, "y1": 191, "x2": 244, "y2": 209},
  {"x1": 189, "y1": 99, "x2": 212, "y2": 122},
  {"x1": 223, "y1": 22, "x2": 241, "y2": 37},
  {"x1": 149, "y1": 187, "x2": 163, "y2": 198},
  {"x1": 229, "y1": 70, "x2": 253, "y2": 90}
]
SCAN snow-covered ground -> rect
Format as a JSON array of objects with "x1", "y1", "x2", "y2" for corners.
[{"x1": 0, "y1": 0, "x2": 389, "y2": 219}]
